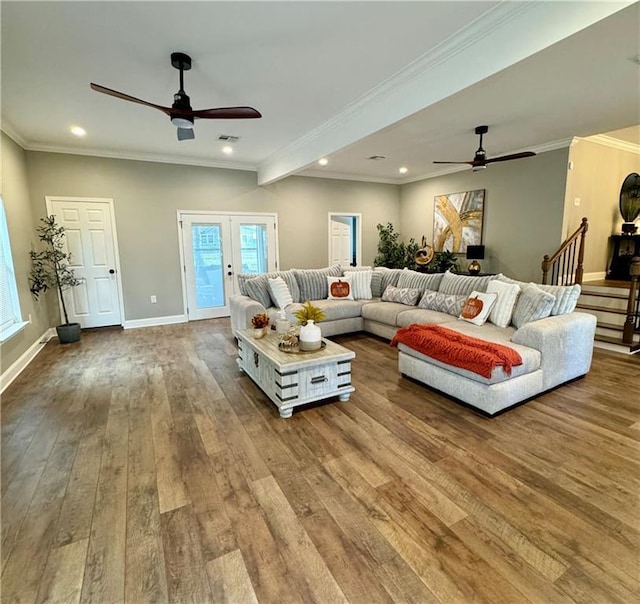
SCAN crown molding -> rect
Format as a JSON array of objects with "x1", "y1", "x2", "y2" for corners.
[
  {"x1": 581, "y1": 134, "x2": 640, "y2": 155},
  {"x1": 1, "y1": 122, "x2": 28, "y2": 148},
  {"x1": 21, "y1": 142, "x2": 258, "y2": 172}
]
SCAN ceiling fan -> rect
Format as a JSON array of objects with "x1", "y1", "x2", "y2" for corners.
[
  {"x1": 90, "y1": 52, "x2": 261, "y2": 141},
  {"x1": 433, "y1": 125, "x2": 536, "y2": 171}
]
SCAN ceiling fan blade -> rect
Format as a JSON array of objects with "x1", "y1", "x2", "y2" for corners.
[
  {"x1": 484, "y1": 151, "x2": 536, "y2": 164},
  {"x1": 177, "y1": 127, "x2": 195, "y2": 141},
  {"x1": 191, "y1": 106, "x2": 262, "y2": 119},
  {"x1": 90, "y1": 83, "x2": 172, "y2": 116},
  {"x1": 432, "y1": 161, "x2": 474, "y2": 165}
]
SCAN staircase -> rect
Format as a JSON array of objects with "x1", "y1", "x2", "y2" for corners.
[{"x1": 578, "y1": 280, "x2": 640, "y2": 354}]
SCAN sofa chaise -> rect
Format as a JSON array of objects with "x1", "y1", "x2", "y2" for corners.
[{"x1": 230, "y1": 266, "x2": 596, "y2": 415}]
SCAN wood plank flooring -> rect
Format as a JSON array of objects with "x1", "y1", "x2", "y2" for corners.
[{"x1": 1, "y1": 319, "x2": 638, "y2": 603}]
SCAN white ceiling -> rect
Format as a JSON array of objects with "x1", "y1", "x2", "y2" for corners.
[{"x1": 2, "y1": 1, "x2": 639, "y2": 186}]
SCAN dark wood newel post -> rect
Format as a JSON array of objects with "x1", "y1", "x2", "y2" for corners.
[
  {"x1": 575, "y1": 217, "x2": 588, "y2": 286},
  {"x1": 623, "y1": 256, "x2": 640, "y2": 344}
]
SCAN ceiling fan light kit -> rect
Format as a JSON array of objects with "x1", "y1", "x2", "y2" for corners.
[
  {"x1": 434, "y1": 125, "x2": 536, "y2": 171},
  {"x1": 90, "y1": 52, "x2": 261, "y2": 141}
]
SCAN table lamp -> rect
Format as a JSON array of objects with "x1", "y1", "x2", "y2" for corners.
[{"x1": 466, "y1": 245, "x2": 485, "y2": 275}]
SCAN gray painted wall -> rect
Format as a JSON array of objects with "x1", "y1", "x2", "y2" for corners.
[
  {"x1": 24, "y1": 152, "x2": 400, "y2": 322},
  {"x1": 400, "y1": 148, "x2": 571, "y2": 282},
  {"x1": 1, "y1": 134, "x2": 52, "y2": 370},
  {"x1": 564, "y1": 139, "x2": 640, "y2": 276}
]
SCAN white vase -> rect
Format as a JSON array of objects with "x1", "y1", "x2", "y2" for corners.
[
  {"x1": 252, "y1": 327, "x2": 267, "y2": 339},
  {"x1": 299, "y1": 319, "x2": 322, "y2": 351}
]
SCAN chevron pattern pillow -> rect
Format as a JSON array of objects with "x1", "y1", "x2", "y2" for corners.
[
  {"x1": 381, "y1": 285, "x2": 421, "y2": 306},
  {"x1": 418, "y1": 290, "x2": 467, "y2": 316}
]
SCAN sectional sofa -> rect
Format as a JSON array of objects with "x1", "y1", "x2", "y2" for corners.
[{"x1": 230, "y1": 266, "x2": 596, "y2": 415}]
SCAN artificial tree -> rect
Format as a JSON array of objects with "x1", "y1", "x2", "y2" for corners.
[{"x1": 29, "y1": 215, "x2": 82, "y2": 343}]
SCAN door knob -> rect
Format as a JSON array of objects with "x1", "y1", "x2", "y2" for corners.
[
  {"x1": 227, "y1": 271, "x2": 232, "y2": 276},
  {"x1": 227, "y1": 264, "x2": 232, "y2": 268},
  {"x1": 109, "y1": 269, "x2": 115, "y2": 274}
]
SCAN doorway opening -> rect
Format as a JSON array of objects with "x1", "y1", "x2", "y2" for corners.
[{"x1": 328, "y1": 213, "x2": 362, "y2": 267}]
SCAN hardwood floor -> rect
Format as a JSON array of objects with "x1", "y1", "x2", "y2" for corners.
[{"x1": 1, "y1": 319, "x2": 638, "y2": 603}]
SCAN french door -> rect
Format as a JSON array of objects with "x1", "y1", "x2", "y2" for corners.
[{"x1": 180, "y1": 212, "x2": 277, "y2": 320}]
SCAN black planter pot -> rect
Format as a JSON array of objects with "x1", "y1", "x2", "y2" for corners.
[{"x1": 56, "y1": 322, "x2": 81, "y2": 344}]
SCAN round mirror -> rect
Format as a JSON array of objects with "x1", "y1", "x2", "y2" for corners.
[{"x1": 619, "y1": 172, "x2": 640, "y2": 234}]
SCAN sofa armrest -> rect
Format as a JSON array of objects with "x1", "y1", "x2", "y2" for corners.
[
  {"x1": 511, "y1": 312, "x2": 597, "y2": 390},
  {"x1": 230, "y1": 295, "x2": 267, "y2": 335}
]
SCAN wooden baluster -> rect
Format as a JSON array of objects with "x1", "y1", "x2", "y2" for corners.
[
  {"x1": 622, "y1": 256, "x2": 640, "y2": 344},
  {"x1": 575, "y1": 217, "x2": 588, "y2": 285}
]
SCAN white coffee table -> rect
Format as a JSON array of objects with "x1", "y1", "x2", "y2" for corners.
[{"x1": 236, "y1": 329, "x2": 355, "y2": 418}]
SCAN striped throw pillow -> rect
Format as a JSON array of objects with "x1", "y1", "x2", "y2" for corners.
[
  {"x1": 486, "y1": 279, "x2": 520, "y2": 328},
  {"x1": 512, "y1": 284, "x2": 556, "y2": 328},
  {"x1": 293, "y1": 265, "x2": 342, "y2": 301},
  {"x1": 344, "y1": 270, "x2": 373, "y2": 300},
  {"x1": 438, "y1": 270, "x2": 493, "y2": 296},
  {"x1": 397, "y1": 270, "x2": 444, "y2": 294},
  {"x1": 244, "y1": 275, "x2": 272, "y2": 308},
  {"x1": 371, "y1": 268, "x2": 402, "y2": 298}
]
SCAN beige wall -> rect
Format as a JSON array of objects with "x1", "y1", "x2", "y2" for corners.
[
  {"x1": 564, "y1": 139, "x2": 640, "y2": 276},
  {"x1": 0, "y1": 133, "x2": 52, "y2": 370},
  {"x1": 25, "y1": 152, "x2": 400, "y2": 321},
  {"x1": 399, "y1": 147, "x2": 571, "y2": 282}
]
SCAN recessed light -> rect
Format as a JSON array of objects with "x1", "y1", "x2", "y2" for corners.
[
  {"x1": 318, "y1": 157, "x2": 329, "y2": 166},
  {"x1": 399, "y1": 166, "x2": 408, "y2": 174},
  {"x1": 222, "y1": 145, "x2": 233, "y2": 155},
  {"x1": 70, "y1": 126, "x2": 86, "y2": 137}
]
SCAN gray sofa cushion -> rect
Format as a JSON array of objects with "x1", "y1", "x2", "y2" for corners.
[
  {"x1": 244, "y1": 276, "x2": 272, "y2": 308},
  {"x1": 293, "y1": 265, "x2": 342, "y2": 301},
  {"x1": 495, "y1": 275, "x2": 581, "y2": 316},
  {"x1": 286, "y1": 299, "x2": 364, "y2": 322},
  {"x1": 371, "y1": 268, "x2": 402, "y2": 298},
  {"x1": 361, "y1": 301, "x2": 410, "y2": 326},
  {"x1": 438, "y1": 270, "x2": 494, "y2": 296},
  {"x1": 397, "y1": 320, "x2": 541, "y2": 385},
  {"x1": 396, "y1": 308, "x2": 459, "y2": 327},
  {"x1": 397, "y1": 270, "x2": 444, "y2": 293},
  {"x1": 238, "y1": 270, "x2": 301, "y2": 303}
]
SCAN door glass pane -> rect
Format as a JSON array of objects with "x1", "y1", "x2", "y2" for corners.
[
  {"x1": 239, "y1": 224, "x2": 268, "y2": 274},
  {"x1": 192, "y1": 224, "x2": 224, "y2": 308}
]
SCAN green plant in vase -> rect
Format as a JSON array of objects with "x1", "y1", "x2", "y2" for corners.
[
  {"x1": 29, "y1": 215, "x2": 82, "y2": 344},
  {"x1": 294, "y1": 301, "x2": 326, "y2": 325}
]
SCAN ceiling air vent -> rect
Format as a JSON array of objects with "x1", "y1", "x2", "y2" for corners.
[
  {"x1": 367, "y1": 155, "x2": 387, "y2": 160},
  {"x1": 218, "y1": 135, "x2": 240, "y2": 142}
]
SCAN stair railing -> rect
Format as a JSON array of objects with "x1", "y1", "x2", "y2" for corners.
[
  {"x1": 541, "y1": 217, "x2": 588, "y2": 285},
  {"x1": 622, "y1": 256, "x2": 640, "y2": 345}
]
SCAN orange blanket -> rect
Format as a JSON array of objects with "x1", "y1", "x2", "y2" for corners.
[{"x1": 391, "y1": 324, "x2": 523, "y2": 379}]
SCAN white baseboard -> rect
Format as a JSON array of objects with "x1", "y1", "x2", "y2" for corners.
[
  {"x1": 123, "y1": 314, "x2": 187, "y2": 330},
  {"x1": 1, "y1": 328, "x2": 56, "y2": 394},
  {"x1": 583, "y1": 271, "x2": 607, "y2": 282}
]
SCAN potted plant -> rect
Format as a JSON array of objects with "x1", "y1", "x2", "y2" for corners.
[
  {"x1": 373, "y1": 223, "x2": 420, "y2": 269},
  {"x1": 430, "y1": 250, "x2": 460, "y2": 273},
  {"x1": 294, "y1": 301, "x2": 326, "y2": 351},
  {"x1": 29, "y1": 215, "x2": 82, "y2": 344},
  {"x1": 251, "y1": 312, "x2": 270, "y2": 338}
]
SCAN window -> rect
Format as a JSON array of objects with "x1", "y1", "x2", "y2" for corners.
[{"x1": 0, "y1": 197, "x2": 27, "y2": 341}]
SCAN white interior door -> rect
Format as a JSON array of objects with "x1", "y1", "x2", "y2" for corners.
[
  {"x1": 330, "y1": 216, "x2": 353, "y2": 266},
  {"x1": 180, "y1": 213, "x2": 278, "y2": 320},
  {"x1": 47, "y1": 198, "x2": 123, "y2": 328}
]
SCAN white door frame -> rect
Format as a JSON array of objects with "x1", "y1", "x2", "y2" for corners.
[
  {"x1": 45, "y1": 196, "x2": 126, "y2": 327},
  {"x1": 328, "y1": 212, "x2": 362, "y2": 267},
  {"x1": 177, "y1": 210, "x2": 279, "y2": 320}
]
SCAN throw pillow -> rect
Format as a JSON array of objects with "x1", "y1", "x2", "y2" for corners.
[
  {"x1": 438, "y1": 270, "x2": 494, "y2": 296},
  {"x1": 418, "y1": 290, "x2": 467, "y2": 316},
  {"x1": 344, "y1": 269, "x2": 373, "y2": 300},
  {"x1": 293, "y1": 265, "x2": 342, "y2": 301},
  {"x1": 537, "y1": 283, "x2": 581, "y2": 315},
  {"x1": 486, "y1": 279, "x2": 520, "y2": 328},
  {"x1": 268, "y1": 276, "x2": 293, "y2": 308},
  {"x1": 459, "y1": 291, "x2": 498, "y2": 326},
  {"x1": 371, "y1": 268, "x2": 402, "y2": 298},
  {"x1": 512, "y1": 284, "x2": 556, "y2": 328},
  {"x1": 381, "y1": 285, "x2": 421, "y2": 306},
  {"x1": 327, "y1": 276, "x2": 354, "y2": 300},
  {"x1": 244, "y1": 275, "x2": 272, "y2": 308},
  {"x1": 397, "y1": 270, "x2": 444, "y2": 294},
  {"x1": 238, "y1": 271, "x2": 301, "y2": 303}
]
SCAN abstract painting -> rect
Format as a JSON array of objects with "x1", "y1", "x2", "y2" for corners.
[{"x1": 433, "y1": 189, "x2": 485, "y2": 253}]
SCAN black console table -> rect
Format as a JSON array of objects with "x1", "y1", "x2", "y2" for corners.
[{"x1": 607, "y1": 234, "x2": 640, "y2": 280}]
